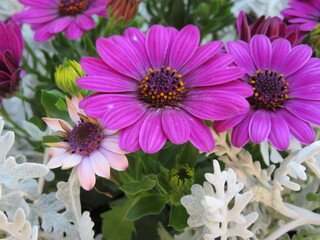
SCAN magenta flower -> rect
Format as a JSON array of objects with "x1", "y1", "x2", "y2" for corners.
[
  {"x1": 77, "y1": 25, "x2": 252, "y2": 154},
  {"x1": 13, "y1": 0, "x2": 108, "y2": 42},
  {"x1": 0, "y1": 20, "x2": 24, "y2": 102},
  {"x1": 237, "y1": 11, "x2": 304, "y2": 46},
  {"x1": 43, "y1": 95, "x2": 128, "y2": 190},
  {"x1": 281, "y1": 0, "x2": 320, "y2": 31},
  {"x1": 213, "y1": 34, "x2": 320, "y2": 150}
]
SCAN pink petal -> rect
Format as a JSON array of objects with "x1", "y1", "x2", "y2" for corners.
[
  {"x1": 226, "y1": 40, "x2": 255, "y2": 75},
  {"x1": 139, "y1": 110, "x2": 167, "y2": 154},
  {"x1": 281, "y1": 109, "x2": 315, "y2": 145},
  {"x1": 211, "y1": 81, "x2": 253, "y2": 98},
  {"x1": 169, "y1": 25, "x2": 200, "y2": 71},
  {"x1": 33, "y1": 24, "x2": 56, "y2": 42},
  {"x1": 98, "y1": 148, "x2": 128, "y2": 171},
  {"x1": 65, "y1": 21, "x2": 84, "y2": 40},
  {"x1": 96, "y1": 37, "x2": 145, "y2": 80},
  {"x1": 13, "y1": 9, "x2": 59, "y2": 23},
  {"x1": 279, "y1": 44, "x2": 312, "y2": 76},
  {"x1": 43, "y1": 118, "x2": 72, "y2": 132},
  {"x1": 231, "y1": 111, "x2": 254, "y2": 148},
  {"x1": 267, "y1": 112, "x2": 290, "y2": 150},
  {"x1": 49, "y1": 16, "x2": 72, "y2": 33},
  {"x1": 100, "y1": 134, "x2": 125, "y2": 154},
  {"x1": 161, "y1": 108, "x2": 190, "y2": 144},
  {"x1": 164, "y1": 27, "x2": 179, "y2": 67},
  {"x1": 146, "y1": 25, "x2": 169, "y2": 69},
  {"x1": 185, "y1": 113, "x2": 215, "y2": 152},
  {"x1": 250, "y1": 35, "x2": 272, "y2": 70},
  {"x1": 270, "y1": 38, "x2": 291, "y2": 71},
  {"x1": 80, "y1": 57, "x2": 117, "y2": 76},
  {"x1": 77, "y1": 75, "x2": 137, "y2": 92},
  {"x1": 290, "y1": 84, "x2": 320, "y2": 100},
  {"x1": 89, "y1": 150, "x2": 110, "y2": 179},
  {"x1": 180, "y1": 41, "x2": 223, "y2": 75},
  {"x1": 47, "y1": 152, "x2": 65, "y2": 169},
  {"x1": 77, "y1": 158, "x2": 96, "y2": 190},
  {"x1": 249, "y1": 109, "x2": 271, "y2": 144},
  {"x1": 66, "y1": 97, "x2": 81, "y2": 124},
  {"x1": 212, "y1": 113, "x2": 247, "y2": 133},
  {"x1": 76, "y1": 15, "x2": 95, "y2": 31},
  {"x1": 61, "y1": 154, "x2": 82, "y2": 169},
  {"x1": 19, "y1": 0, "x2": 58, "y2": 7}
]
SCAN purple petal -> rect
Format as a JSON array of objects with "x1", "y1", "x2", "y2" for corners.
[
  {"x1": 89, "y1": 150, "x2": 110, "y2": 179},
  {"x1": 118, "y1": 112, "x2": 148, "y2": 152},
  {"x1": 179, "y1": 41, "x2": 223, "y2": 75},
  {"x1": 139, "y1": 110, "x2": 167, "y2": 153},
  {"x1": 77, "y1": 158, "x2": 96, "y2": 190},
  {"x1": 19, "y1": 0, "x2": 58, "y2": 7},
  {"x1": 124, "y1": 27, "x2": 152, "y2": 70},
  {"x1": 237, "y1": 11, "x2": 251, "y2": 42},
  {"x1": 231, "y1": 111, "x2": 254, "y2": 147},
  {"x1": 164, "y1": 27, "x2": 179, "y2": 67},
  {"x1": 13, "y1": 9, "x2": 59, "y2": 23},
  {"x1": 300, "y1": 22, "x2": 318, "y2": 31},
  {"x1": 76, "y1": 15, "x2": 95, "y2": 30},
  {"x1": 77, "y1": 76, "x2": 137, "y2": 92},
  {"x1": 212, "y1": 113, "x2": 246, "y2": 133},
  {"x1": 211, "y1": 81, "x2": 253, "y2": 98},
  {"x1": 98, "y1": 148, "x2": 128, "y2": 171},
  {"x1": 161, "y1": 108, "x2": 190, "y2": 144},
  {"x1": 287, "y1": 70, "x2": 320, "y2": 88},
  {"x1": 226, "y1": 40, "x2": 255, "y2": 75},
  {"x1": 281, "y1": 109, "x2": 315, "y2": 145},
  {"x1": 101, "y1": 100, "x2": 147, "y2": 130},
  {"x1": 49, "y1": 16, "x2": 72, "y2": 33},
  {"x1": 270, "y1": 38, "x2": 291, "y2": 71},
  {"x1": 65, "y1": 21, "x2": 83, "y2": 40},
  {"x1": 290, "y1": 84, "x2": 320, "y2": 100},
  {"x1": 33, "y1": 24, "x2": 56, "y2": 42},
  {"x1": 250, "y1": 35, "x2": 272, "y2": 70},
  {"x1": 184, "y1": 113, "x2": 215, "y2": 152},
  {"x1": 80, "y1": 57, "x2": 125, "y2": 77},
  {"x1": 279, "y1": 44, "x2": 312, "y2": 76},
  {"x1": 267, "y1": 112, "x2": 290, "y2": 150},
  {"x1": 284, "y1": 99, "x2": 320, "y2": 126},
  {"x1": 169, "y1": 25, "x2": 200, "y2": 71},
  {"x1": 249, "y1": 109, "x2": 271, "y2": 143},
  {"x1": 96, "y1": 37, "x2": 145, "y2": 80},
  {"x1": 146, "y1": 25, "x2": 169, "y2": 69}
]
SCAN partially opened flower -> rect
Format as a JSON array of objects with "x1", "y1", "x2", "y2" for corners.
[
  {"x1": 107, "y1": 0, "x2": 141, "y2": 23},
  {"x1": 213, "y1": 35, "x2": 320, "y2": 150},
  {"x1": 0, "y1": 20, "x2": 24, "y2": 102},
  {"x1": 237, "y1": 11, "x2": 304, "y2": 46},
  {"x1": 77, "y1": 25, "x2": 252, "y2": 154},
  {"x1": 43, "y1": 95, "x2": 128, "y2": 190},
  {"x1": 281, "y1": 0, "x2": 320, "y2": 31},
  {"x1": 13, "y1": 0, "x2": 108, "y2": 42}
]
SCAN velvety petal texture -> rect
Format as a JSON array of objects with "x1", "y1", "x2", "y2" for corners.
[
  {"x1": 44, "y1": 95, "x2": 128, "y2": 191},
  {"x1": 13, "y1": 0, "x2": 108, "y2": 42},
  {"x1": 215, "y1": 34, "x2": 320, "y2": 150},
  {"x1": 78, "y1": 24, "x2": 251, "y2": 153}
]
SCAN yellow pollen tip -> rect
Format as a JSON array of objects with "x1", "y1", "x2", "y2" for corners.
[
  {"x1": 148, "y1": 68, "x2": 154, "y2": 73},
  {"x1": 172, "y1": 70, "x2": 177, "y2": 73},
  {"x1": 256, "y1": 70, "x2": 261, "y2": 74},
  {"x1": 250, "y1": 80, "x2": 256, "y2": 84},
  {"x1": 166, "y1": 67, "x2": 170, "y2": 71},
  {"x1": 285, "y1": 94, "x2": 289, "y2": 98},
  {"x1": 151, "y1": 96, "x2": 155, "y2": 99},
  {"x1": 252, "y1": 87, "x2": 256, "y2": 90},
  {"x1": 254, "y1": 93, "x2": 259, "y2": 97},
  {"x1": 168, "y1": 92, "x2": 172, "y2": 95},
  {"x1": 160, "y1": 93, "x2": 164, "y2": 96},
  {"x1": 177, "y1": 74, "x2": 182, "y2": 78},
  {"x1": 279, "y1": 74, "x2": 284, "y2": 78},
  {"x1": 164, "y1": 95, "x2": 168, "y2": 99}
]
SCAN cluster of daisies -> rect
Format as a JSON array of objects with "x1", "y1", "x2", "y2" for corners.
[{"x1": 2, "y1": 0, "x2": 320, "y2": 190}]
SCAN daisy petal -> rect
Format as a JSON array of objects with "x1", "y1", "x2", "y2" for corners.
[
  {"x1": 89, "y1": 150, "x2": 110, "y2": 179},
  {"x1": 231, "y1": 111, "x2": 254, "y2": 148},
  {"x1": 212, "y1": 113, "x2": 246, "y2": 133},
  {"x1": 270, "y1": 38, "x2": 291, "y2": 71},
  {"x1": 98, "y1": 148, "x2": 128, "y2": 171},
  {"x1": 61, "y1": 154, "x2": 82, "y2": 169},
  {"x1": 43, "y1": 118, "x2": 72, "y2": 132},
  {"x1": 77, "y1": 158, "x2": 96, "y2": 190},
  {"x1": 250, "y1": 35, "x2": 272, "y2": 70},
  {"x1": 268, "y1": 112, "x2": 290, "y2": 150},
  {"x1": 249, "y1": 110, "x2": 271, "y2": 144}
]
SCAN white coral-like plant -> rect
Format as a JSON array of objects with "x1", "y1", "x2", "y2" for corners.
[{"x1": 181, "y1": 160, "x2": 258, "y2": 240}]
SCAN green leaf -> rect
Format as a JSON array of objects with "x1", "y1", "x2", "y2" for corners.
[
  {"x1": 176, "y1": 141, "x2": 199, "y2": 167},
  {"x1": 41, "y1": 89, "x2": 69, "y2": 119},
  {"x1": 101, "y1": 198, "x2": 136, "y2": 240},
  {"x1": 157, "y1": 143, "x2": 182, "y2": 168},
  {"x1": 126, "y1": 194, "x2": 167, "y2": 221},
  {"x1": 168, "y1": 205, "x2": 188, "y2": 230},
  {"x1": 158, "y1": 223, "x2": 174, "y2": 240},
  {"x1": 120, "y1": 175, "x2": 156, "y2": 195},
  {"x1": 55, "y1": 98, "x2": 68, "y2": 111},
  {"x1": 42, "y1": 135, "x2": 62, "y2": 144}
]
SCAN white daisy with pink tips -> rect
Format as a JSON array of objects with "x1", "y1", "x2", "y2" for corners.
[{"x1": 43, "y1": 95, "x2": 128, "y2": 190}]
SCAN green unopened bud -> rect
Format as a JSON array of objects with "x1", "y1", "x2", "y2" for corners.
[
  {"x1": 310, "y1": 24, "x2": 320, "y2": 56},
  {"x1": 195, "y1": 3, "x2": 210, "y2": 17},
  {"x1": 55, "y1": 59, "x2": 86, "y2": 95},
  {"x1": 169, "y1": 165, "x2": 195, "y2": 205}
]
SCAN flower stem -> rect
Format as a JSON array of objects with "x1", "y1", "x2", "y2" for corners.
[{"x1": 37, "y1": 147, "x2": 50, "y2": 195}]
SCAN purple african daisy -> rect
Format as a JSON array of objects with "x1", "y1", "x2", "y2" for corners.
[
  {"x1": 0, "y1": 20, "x2": 24, "y2": 102},
  {"x1": 43, "y1": 95, "x2": 128, "y2": 190},
  {"x1": 281, "y1": 0, "x2": 320, "y2": 31},
  {"x1": 12, "y1": 0, "x2": 108, "y2": 42},
  {"x1": 213, "y1": 34, "x2": 320, "y2": 150},
  {"x1": 77, "y1": 25, "x2": 252, "y2": 154}
]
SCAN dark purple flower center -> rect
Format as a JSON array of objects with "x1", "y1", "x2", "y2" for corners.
[
  {"x1": 248, "y1": 69, "x2": 289, "y2": 111},
  {"x1": 138, "y1": 66, "x2": 187, "y2": 108},
  {"x1": 67, "y1": 122, "x2": 103, "y2": 156},
  {"x1": 59, "y1": 0, "x2": 89, "y2": 16}
]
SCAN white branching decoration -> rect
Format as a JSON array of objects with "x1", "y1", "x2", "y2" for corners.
[
  {"x1": 181, "y1": 160, "x2": 258, "y2": 240},
  {"x1": 208, "y1": 131, "x2": 320, "y2": 240}
]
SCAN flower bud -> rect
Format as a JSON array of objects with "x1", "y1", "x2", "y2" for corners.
[
  {"x1": 107, "y1": 0, "x2": 142, "y2": 24},
  {"x1": 55, "y1": 59, "x2": 85, "y2": 95}
]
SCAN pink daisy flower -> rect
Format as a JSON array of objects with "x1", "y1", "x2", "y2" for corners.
[
  {"x1": 43, "y1": 95, "x2": 128, "y2": 190},
  {"x1": 213, "y1": 34, "x2": 320, "y2": 150},
  {"x1": 12, "y1": 0, "x2": 108, "y2": 42},
  {"x1": 281, "y1": 0, "x2": 320, "y2": 31},
  {"x1": 0, "y1": 20, "x2": 24, "y2": 102},
  {"x1": 77, "y1": 25, "x2": 252, "y2": 154}
]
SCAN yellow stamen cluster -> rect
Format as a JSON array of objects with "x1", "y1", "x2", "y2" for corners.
[{"x1": 59, "y1": 0, "x2": 88, "y2": 16}]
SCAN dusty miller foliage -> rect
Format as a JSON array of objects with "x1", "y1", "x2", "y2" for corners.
[{"x1": 0, "y1": 117, "x2": 96, "y2": 240}]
